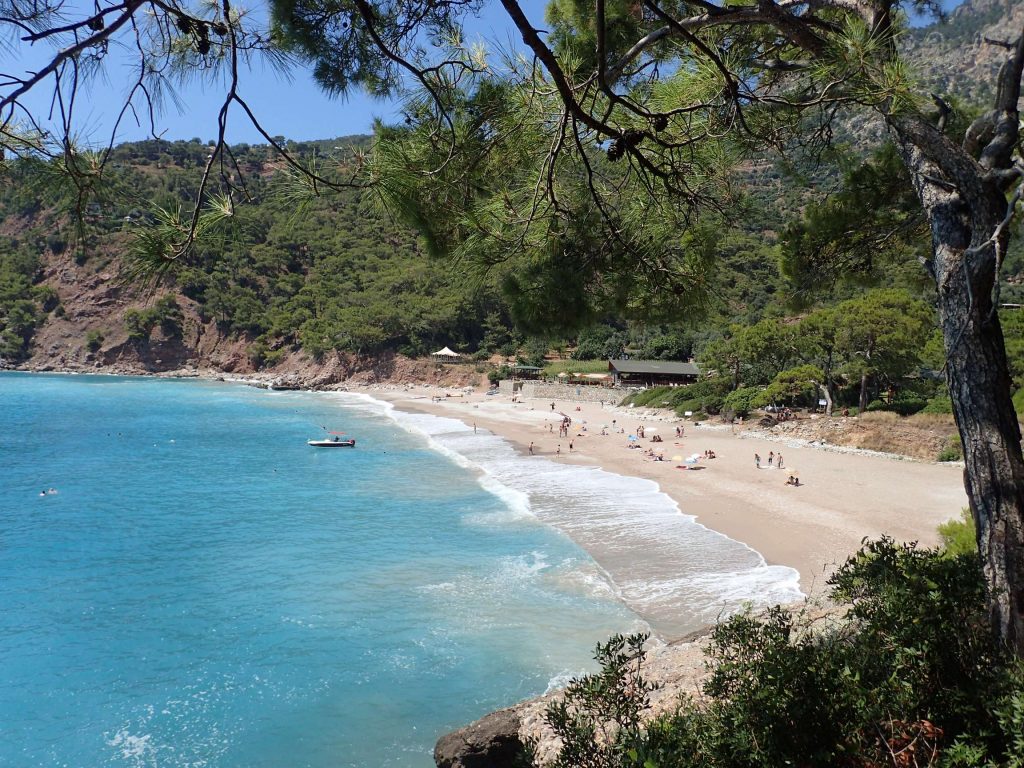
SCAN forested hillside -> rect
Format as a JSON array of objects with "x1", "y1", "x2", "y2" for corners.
[{"x1": 0, "y1": 0, "x2": 1021, "y2": 401}]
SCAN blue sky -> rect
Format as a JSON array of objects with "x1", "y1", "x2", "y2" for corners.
[{"x1": 10, "y1": 0, "x2": 963, "y2": 146}]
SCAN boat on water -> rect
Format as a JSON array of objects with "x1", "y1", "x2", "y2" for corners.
[
  {"x1": 308, "y1": 430, "x2": 356, "y2": 447},
  {"x1": 308, "y1": 437, "x2": 356, "y2": 447}
]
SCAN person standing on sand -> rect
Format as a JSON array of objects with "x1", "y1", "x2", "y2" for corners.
[
  {"x1": 768, "y1": 451, "x2": 774, "y2": 467},
  {"x1": 777, "y1": 453, "x2": 784, "y2": 469},
  {"x1": 755, "y1": 453, "x2": 761, "y2": 468},
  {"x1": 473, "y1": 422, "x2": 477, "y2": 434},
  {"x1": 529, "y1": 442, "x2": 534, "y2": 455},
  {"x1": 551, "y1": 402, "x2": 555, "y2": 411},
  {"x1": 557, "y1": 445, "x2": 561, "y2": 455},
  {"x1": 569, "y1": 440, "x2": 574, "y2": 452}
]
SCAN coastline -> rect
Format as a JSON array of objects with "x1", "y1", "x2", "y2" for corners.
[
  {"x1": 10, "y1": 368, "x2": 969, "y2": 613},
  {"x1": 361, "y1": 384, "x2": 968, "y2": 608}
]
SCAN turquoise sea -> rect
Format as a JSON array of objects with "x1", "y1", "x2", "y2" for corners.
[{"x1": 0, "y1": 372, "x2": 801, "y2": 767}]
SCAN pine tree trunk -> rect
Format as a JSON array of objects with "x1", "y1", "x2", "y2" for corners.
[
  {"x1": 858, "y1": 371, "x2": 868, "y2": 413},
  {"x1": 891, "y1": 102, "x2": 1024, "y2": 653},
  {"x1": 935, "y1": 237, "x2": 1024, "y2": 655}
]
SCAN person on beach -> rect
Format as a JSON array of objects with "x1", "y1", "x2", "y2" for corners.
[
  {"x1": 529, "y1": 442, "x2": 534, "y2": 455},
  {"x1": 556, "y1": 445, "x2": 561, "y2": 455},
  {"x1": 473, "y1": 422, "x2": 477, "y2": 434},
  {"x1": 550, "y1": 402, "x2": 555, "y2": 411},
  {"x1": 777, "y1": 453, "x2": 784, "y2": 469},
  {"x1": 768, "y1": 451, "x2": 774, "y2": 467},
  {"x1": 755, "y1": 453, "x2": 761, "y2": 468},
  {"x1": 569, "y1": 441, "x2": 574, "y2": 452},
  {"x1": 786, "y1": 475, "x2": 796, "y2": 486}
]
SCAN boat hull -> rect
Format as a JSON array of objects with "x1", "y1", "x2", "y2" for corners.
[{"x1": 307, "y1": 439, "x2": 356, "y2": 448}]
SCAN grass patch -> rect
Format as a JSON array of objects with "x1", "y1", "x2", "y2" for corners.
[{"x1": 541, "y1": 360, "x2": 611, "y2": 377}]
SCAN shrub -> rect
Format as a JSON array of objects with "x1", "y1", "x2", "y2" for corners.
[
  {"x1": 487, "y1": 365, "x2": 511, "y2": 384},
  {"x1": 1014, "y1": 386, "x2": 1024, "y2": 417},
  {"x1": 922, "y1": 394, "x2": 954, "y2": 414},
  {"x1": 85, "y1": 330, "x2": 104, "y2": 353},
  {"x1": 939, "y1": 509, "x2": 977, "y2": 558},
  {"x1": 124, "y1": 309, "x2": 149, "y2": 341},
  {"x1": 722, "y1": 386, "x2": 763, "y2": 418},
  {"x1": 938, "y1": 435, "x2": 963, "y2": 462},
  {"x1": 865, "y1": 397, "x2": 927, "y2": 416},
  {"x1": 248, "y1": 341, "x2": 285, "y2": 369},
  {"x1": 545, "y1": 538, "x2": 1016, "y2": 768}
]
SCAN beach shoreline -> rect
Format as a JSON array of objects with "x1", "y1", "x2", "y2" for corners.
[
  {"x1": 361, "y1": 383, "x2": 968, "y2": 617},
  {"x1": 9, "y1": 367, "x2": 970, "y2": 634}
]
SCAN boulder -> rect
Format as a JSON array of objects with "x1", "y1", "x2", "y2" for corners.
[{"x1": 434, "y1": 707, "x2": 526, "y2": 768}]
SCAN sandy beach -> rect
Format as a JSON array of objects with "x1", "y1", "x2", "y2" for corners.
[{"x1": 367, "y1": 385, "x2": 968, "y2": 625}]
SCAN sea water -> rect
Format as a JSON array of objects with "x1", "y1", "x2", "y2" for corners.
[{"x1": 0, "y1": 373, "x2": 801, "y2": 767}]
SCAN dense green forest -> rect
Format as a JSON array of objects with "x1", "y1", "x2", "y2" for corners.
[
  {"x1": 1, "y1": 129, "x2": 1023, "y2": 416},
  {"x1": 0, "y1": 1, "x2": 1022, "y2": 416}
]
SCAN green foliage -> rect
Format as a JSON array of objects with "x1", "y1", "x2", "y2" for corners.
[
  {"x1": 547, "y1": 538, "x2": 1017, "y2": 768},
  {"x1": 939, "y1": 509, "x2": 977, "y2": 558},
  {"x1": 1013, "y1": 386, "x2": 1024, "y2": 419},
  {"x1": 923, "y1": 394, "x2": 954, "y2": 414},
  {"x1": 635, "y1": 330, "x2": 694, "y2": 362},
  {"x1": 0, "y1": 237, "x2": 45, "y2": 361},
  {"x1": 781, "y1": 143, "x2": 930, "y2": 305},
  {"x1": 487, "y1": 365, "x2": 511, "y2": 384},
  {"x1": 124, "y1": 296, "x2": 183, "y2": 341},
  {"x1": 0, "y1": 138, "x2": 526, "y2": 360},
  {"x1": 623, "y1": 379, "x2": 729, "y2": 416},
  {"x1": 722, "y1": 386, "x2": 763, "y2": 418},
  {"x1": 85, "y1": 330, "x2": 104, "y2": 352},
  {"x1": 866, "y1": 395, "x2": 927, "y2": 416},
  {"x1": 573, "y1": 325, "x2": 628, "y2": 361},
  {"x1": 542, "y1": 359, "x2": 611, "y2": 377},
  {"x1": 938, "y1": 434, "x2": 964, "y2": 462},
  {"x1": 761, "y1": 364, "x2": 826, "y2": 407},
  {"x1": 543, "y1": 633, "x2": 657, "y2": 768}
]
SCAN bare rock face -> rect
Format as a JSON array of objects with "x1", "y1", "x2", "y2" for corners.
[{"x1": 434, "y1": 707, "x2": 526, "y2": 768}]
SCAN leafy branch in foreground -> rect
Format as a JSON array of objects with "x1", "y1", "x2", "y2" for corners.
[{"x1": 547, "y1": 538, "x2": 1024, "y2": 768}]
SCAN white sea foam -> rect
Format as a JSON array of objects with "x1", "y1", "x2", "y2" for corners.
[
  {"x1": 105, "y1": 730, "x2": 156, "y2": 767},
  {"x1": 337, "y1": 392, "x2": 805, "y2": 638}
]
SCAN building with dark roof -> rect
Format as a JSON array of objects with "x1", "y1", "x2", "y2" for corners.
[{"x1": 608, "y1": 359, "x2": 700, "y2": 387}]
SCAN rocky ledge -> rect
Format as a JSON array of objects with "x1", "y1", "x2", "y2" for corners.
[{"x1": 435, "y1": 634, "x2": 711, "y2": 768}]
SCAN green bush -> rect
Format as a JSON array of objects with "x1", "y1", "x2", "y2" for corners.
[
  {"x1": 545, "y1": 538, "x2": 1019, "y2": 768},
  {"x1": 938, "y1": 435, "x2": 963, "y2": 462},
  {"x1": 487, "y1": 365, "x2": 511, "y2": 384},
  {"x1": 922, "y1": 394, "x2": 954, "y2": 414},
  {"x1": 85, "y1": 330, "x2": 104, "y2": 352},
  {"x1": 722, "y1": 386, "x2": 763, "y2": 418},
  {"x1": 866, "y1": 396, "x2": 927, "y2": 416},
  {"x1": 1013, "y1": 387, "x2": 1024, "y2": 417},
  {"x1": 939, "y1": 509, "x2": 977, "y2": 558}
]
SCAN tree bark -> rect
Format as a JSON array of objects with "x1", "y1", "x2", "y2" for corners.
[
  {"x1": 890, "y1": 107, "x2": 1024, "y2": 654},
  {"x1": 934, "y1": 231, "x2": 1024, "y2": 656}
]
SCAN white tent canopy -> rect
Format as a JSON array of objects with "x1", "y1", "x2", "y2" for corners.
[{"x1": 431, "y1": 346, "x2": 461, "y2": 358}]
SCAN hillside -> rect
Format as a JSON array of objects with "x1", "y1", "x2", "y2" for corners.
[{"x1": 0, "y1": 0, "x2": 1021, "y2": 381}]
